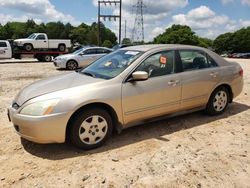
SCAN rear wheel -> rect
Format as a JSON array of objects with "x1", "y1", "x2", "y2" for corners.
[
  {"x1": 66, "y1": 60, "x2": 78, "y2": 70},
  {"x1": 58, "y1": 44, "x2": 66, "y2": 52},
  {"x1": 43, "y1": 54, "x2": 52, "y2": 62},
  {"x1": 205, "y1": 86, "x2": 229, "y2": 115},
  {"x1": 69, "y1": 108, "x2": 113, "y2": 149}
]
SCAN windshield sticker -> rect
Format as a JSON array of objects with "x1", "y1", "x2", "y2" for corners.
[{"x1": 125, "y1": 51, "x2": 139, "y2": 55}]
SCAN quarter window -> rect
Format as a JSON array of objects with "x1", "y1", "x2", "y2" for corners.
[
  {"x1": 179, "y1": 50, "x2": 217, "y2": 72},
  {"x1": 136, "y1": 51, "x2": 174, "y2": 78}
]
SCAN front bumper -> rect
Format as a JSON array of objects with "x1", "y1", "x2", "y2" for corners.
[
  {"x1": 8, "y1": 107, "x2": 71, "y2": 144},
  {"x1": 53, "y1": 60, "x2": 67, "y2": 68}
]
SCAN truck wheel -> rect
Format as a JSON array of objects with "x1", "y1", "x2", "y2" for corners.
[
  {"x1": 66, "y1": 60, "x2": 78, "y2": 70},
  {"x1": 58, "y1": 44, "x2": 66, "y2": 52},
  {"x1": 43, "y1": 55, "x2": 52, "y2": 62},
  {"x1": 24, "y1": 44, "x2": 33, "y2": 52}
]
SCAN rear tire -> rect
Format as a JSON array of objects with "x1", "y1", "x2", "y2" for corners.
[
  {"x1": 43, "y1": 55, "x2": 52, "y2": 62},
  {"x1": 58, "y1": 44, "x2": 66, "y2": 52},
  {"x1": 69, "y1": 108, "x2": 113, "y2": 150},
  {"x1": 66, "y1": 60, "x2": 78, "y2": 70},
  {"x1": 205, "y1": 86, "x2": 229, "y2": 115},
  {"x1": 24, "y1": 44, "x2": 33, "y2": 52}
]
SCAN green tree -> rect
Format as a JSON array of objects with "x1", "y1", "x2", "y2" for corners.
[
  {"x1": 102, "y1": 40, "x2": 112, "y2": 48},
  {"x1": 122, "y1": 38, "x2": 132, "y2": 44},
  {"x1": 154, "y1": 25, "x2": 199, "y2": 45}
]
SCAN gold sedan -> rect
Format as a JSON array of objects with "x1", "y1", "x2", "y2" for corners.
[{"x1": 8, "y1": 45, "x2": 243, "y2": 149}]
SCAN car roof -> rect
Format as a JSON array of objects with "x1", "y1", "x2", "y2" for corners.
[
  {"x1": 123, "y1": 44, "x2": 207, "y2": 52},
  {"x1": 83, "y1": 46, "x2": 112, "y2": 50}
]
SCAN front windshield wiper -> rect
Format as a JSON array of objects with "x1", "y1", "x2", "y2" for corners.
[{"x1": 80, "y1": 71, "x2": 96, "y2": 78}]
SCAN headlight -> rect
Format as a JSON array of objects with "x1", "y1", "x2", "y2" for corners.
[{"x1": 20, "y1": 98, "x2": 60, "y2": 116}]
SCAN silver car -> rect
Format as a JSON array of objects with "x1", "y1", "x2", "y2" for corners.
[
  {"x1": 8, "y1": 45, "x2": 243, "y2": 149},
  {"x1": 53, "y1": 47, "x2": 113, "y2": 70}
]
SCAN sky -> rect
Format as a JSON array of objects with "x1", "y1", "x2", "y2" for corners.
[{"x1": 0, "y1": 0, "x2": 249, "y2": 41}]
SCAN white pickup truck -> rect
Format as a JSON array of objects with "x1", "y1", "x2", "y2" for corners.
[
  {"x1": 14, "y1": 33, "x2": 71, "y2": 52},
  {"x1": 0, "y1": 40, "x2": 12, "y2": 59}
]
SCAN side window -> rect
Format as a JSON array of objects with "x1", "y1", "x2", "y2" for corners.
[
  {"x1": 96, "y1": 49, "x2": 106, "y2": 54},
  {"x1": 0, "y1": 42, "x2": 7, "y2": 47},
  {"x1": 136, "y1": 51, "x2": 174, "y2": 78},
  {"x1": 84, "y1": 49, "x2": 97, "y2": 55},
  {"x1": 179, "y1": 50, "x2": 216, "y2": 71},
  {"x1": 36, "y1": 35, "x2": 45, "y2": 40}
]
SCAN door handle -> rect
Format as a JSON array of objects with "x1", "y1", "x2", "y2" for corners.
[
  {"x1": 168, "y1": 80, "x2": 180, "y2": 86},
  {"x1": 209, "y1": 72, "x2": 218, "y2": 78}
]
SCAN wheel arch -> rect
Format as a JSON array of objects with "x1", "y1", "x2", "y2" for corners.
[
  {"x1": 210, "y1": 83, "x2": 233, "y2": 103},
  {"x1": 65, "y1": 102, "x2": 121, "y2": 141}
]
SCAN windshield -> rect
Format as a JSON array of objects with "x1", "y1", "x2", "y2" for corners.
[
  {"x1": 73, "y1": 48, "x2": 85, "y2": 55},
  {"x1": 80, "y1": 50, "x2": 143, "y2": 79},
  {"x1": 27, "y1": 34, "x2": 36, "y2": 39}
]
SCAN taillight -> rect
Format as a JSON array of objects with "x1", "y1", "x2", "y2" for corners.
[{"x1": 239, "y1": 69, "x2": 243, "y2": 77}]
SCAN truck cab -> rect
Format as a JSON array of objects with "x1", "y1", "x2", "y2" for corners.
[{"x1": 0, "y1": 40, "x2": 12, "y2": 59}]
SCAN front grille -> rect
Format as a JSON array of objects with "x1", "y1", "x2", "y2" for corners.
[{"x1": 12, "y1": 102, "x2": 20, "y2": 110}]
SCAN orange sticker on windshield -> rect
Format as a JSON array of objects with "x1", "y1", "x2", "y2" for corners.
[{"x1": 160, "y1": 56, "x2": 167, "y2": 64}]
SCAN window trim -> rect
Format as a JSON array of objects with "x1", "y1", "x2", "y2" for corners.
[
  {"x1": 177, "y1": 49, "x2": 218, "y2": 73},
  {"x1": 124, "y1": 49, "x2": 177, "y2": 82}
]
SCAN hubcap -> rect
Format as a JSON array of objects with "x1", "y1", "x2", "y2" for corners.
[
  {"x1": 213, "y1": 90, "x2": 227, "y2": 112},
  {"x1": 68, "y1": 61, "x2": 77, "y2": 70},
  {"x1": 45, "y1": 56, "x2": 51, "y2": 62},
  {"x1": 79, "y1": 115, "x2": 108, "y2": 145}
]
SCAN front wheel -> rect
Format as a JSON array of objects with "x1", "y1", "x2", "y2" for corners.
[
  {"x1": 205, "y1": 86, "x2": 229, "y2": 115},
  {"x1": 69, "y1": 108, "x2": 113, "y2": 150},
  {"x1": 24, "y1": 44, "x2": 33, "y2": 52},
  {"x1": 66, "y1": 60, "x2": 78, "y2": 70}
]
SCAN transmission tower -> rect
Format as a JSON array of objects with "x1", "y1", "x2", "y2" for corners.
[{"x1": 131, "y1": 0, "x2": 146, "y2": 43}]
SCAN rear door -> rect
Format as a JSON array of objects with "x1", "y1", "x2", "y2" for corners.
[
  {"x1": 78, "y1": 48, "x2": 98, "y2": 67},
  {"x1": 177, "y1": 49, "x2": 220, "y2": 110},
  {"x1": 0, "y1": 41, "x2": 11, "y2": 59},
  {"x1": 122, "y1": 50, "x2": 182, "y2": 125}
]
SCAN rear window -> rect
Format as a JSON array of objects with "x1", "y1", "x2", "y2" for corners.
[{"x1": 0, "y1": 42, "x2": 7, "y2": 47}]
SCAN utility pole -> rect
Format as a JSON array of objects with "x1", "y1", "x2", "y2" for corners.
[
  {"x1": 124, "y1": 20, "x2": 127, "y2": 39},
  {"x1": 97, "y1": 0, "x2": 122, "y2": 46},
  {"x1": 131, "y1": 0, "x2": 146, "y2": 43}
]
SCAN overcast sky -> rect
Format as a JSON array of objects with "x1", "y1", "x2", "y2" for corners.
[{"x1": 0, "y1": 0, "x2": 249, "y2": 41}]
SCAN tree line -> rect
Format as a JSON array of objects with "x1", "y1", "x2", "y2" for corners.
[
  {"x1": 0, "y1": 20, "x2": 249, "y2": 53},
  {"x1": 0, "y1": 20, "x2": 117, "y2": 48}
]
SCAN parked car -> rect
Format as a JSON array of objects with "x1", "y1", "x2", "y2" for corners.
[
  {"x1": 0, "y1": 40, "x2": 12, "y2": 59},
  {"x1": 53, "y1": 47, "x2": 113, "y2": 70},
  {"x1": 8, "y1": 45, "x2": 243, "y2": 149},
  {"x1": 14, "y1": 33, "x2": 71, "y2": 52}
]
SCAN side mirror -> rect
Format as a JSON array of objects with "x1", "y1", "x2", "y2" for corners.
[{"x1": 132, "y1": 71, "x2": 149, "y2": 81}]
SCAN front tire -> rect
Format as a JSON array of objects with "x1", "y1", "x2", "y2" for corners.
[
  {"x1": 205, "y1": 86, "x2": 229, "y2": 115},
  {"x1": 66, "y1": 60, "x2": 78, "y2": 70},
  {"x1": 69, "y1": 108, "x2": 113, "y2": 150},
  {"x1": 24, "y1": 44, "x2": 33, "y2": 52}
]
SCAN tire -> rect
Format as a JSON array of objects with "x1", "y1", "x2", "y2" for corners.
[
  {"x1": 66, "y1": 60, "x2": 78, "y2": 70},
  {"x1": 58, "y1": 44, "x2": 66, "y2": 52},
  {"x1": 205, "y1": 86, "x2": 229, "y2": 115},
  {"x1": 69, "y1": 108, "x2": 113, "y2": 150},
  {"x1": 43, "y1": 55, "x2": 52, "y2": 62},
  {"x1": 24, "y1": 44, "x2": 33, "y2": 52}
]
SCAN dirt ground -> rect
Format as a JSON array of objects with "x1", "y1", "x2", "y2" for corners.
[{"x1": 0, "y1": 58, "x2": 249, "y2": 188}]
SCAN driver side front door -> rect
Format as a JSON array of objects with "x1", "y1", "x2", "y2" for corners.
[{"x1": 121, "y1": 50, "x2": 182, "y2": 125}]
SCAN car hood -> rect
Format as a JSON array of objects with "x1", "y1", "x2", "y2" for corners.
[
  {"x1": 14, "y1": 39, "x2": 33, "y2": 43},
  {"x1": 56, "y1": 54, "x2": 76, "y2": 60},
  {"x1": 14, "y1": 72, "x2": 103, "y2": 106}
]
